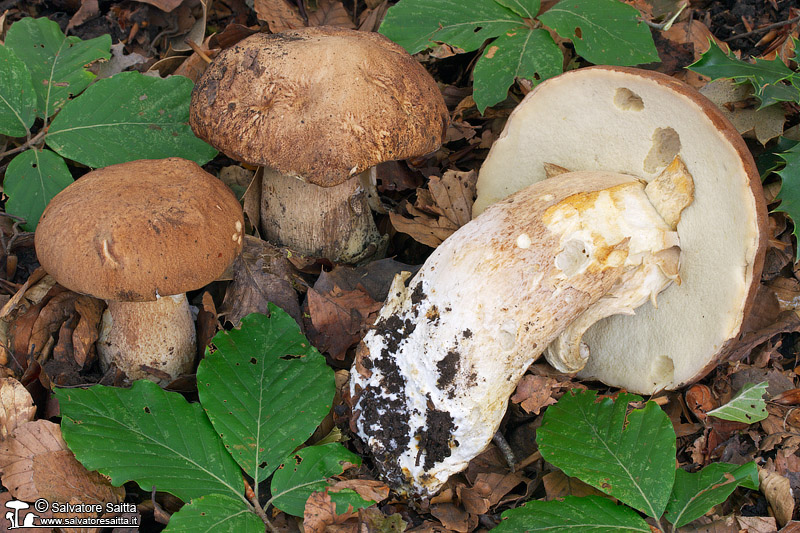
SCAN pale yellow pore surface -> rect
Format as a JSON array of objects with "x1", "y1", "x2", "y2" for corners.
[{"x1": 475, "y1": 68, "x2": 761, "y2": 393}]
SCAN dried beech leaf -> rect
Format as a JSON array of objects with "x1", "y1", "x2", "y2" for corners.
[
  {"x1": 303, "y1": 489, "x2": 359, "y2": 533},
  {"x1": 759, "y1": 467, "x2": 795, "y2": 527},
  {"x1": 0, "y1": 420, "x2": 124, "y2": 504},
  {"x1": 427, "y1": 169, "x2": 478, "y2": 227},
  {"x1": 330, "y1": 479, "x2": 390, "y2": 503},
  {"x1": 429, "y1": 502, "x2": 476, "y2": 532},
  {"x1": 71, "y1": 296, "x2": 104, "y2": 368},
  {"x1": 66, "y1": 0, "x2": 99, "y2": 31},
  {"x1": 511, "y1": 374, "x2": 560, "y2": 415},
  {"x1": 542, "y1": 470, "x2": 607, "y2": 500},
  {"x1": 0, "y1": 378, "x2": 35, "y2": 440},
  {"x1": 220, "y1": 236, "x2": 302, "y2": 326},
  {"x1": 135, "y1": 0, "x2": 183, "y2": 11},
  {"x1": 308, "y1": 0, "x2": 356, "y2": 28},
  {"x1": 737, "y1": 515, "x2": 779, "y2": 532},
  {"x1": 254, "y1": 0, "x2": 305, "y2": 32},
  {"x1": 306, "y1": 283, "x2": 382, "y2": 360},
  {"x1": 389, "y1": 209, "x2": 458, "y2": 248}
]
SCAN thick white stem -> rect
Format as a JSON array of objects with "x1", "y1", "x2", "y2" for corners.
[
  {"x1": 260, "y1": 168, "x2": 384, "y2": 263},
  {"x1": 97, "y1": 294, "x2": 196, "y2": 384}
]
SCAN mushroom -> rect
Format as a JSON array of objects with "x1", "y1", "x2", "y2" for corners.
[
  {"x1": 34, "y1": 158, "x2": 244, "y2": 384},
  {"x1": 349, "y1": 67, "x2": 767, "y2": 496},
  {"x1": 189, "y1": 26, "x2": 448, "y2": 264}
]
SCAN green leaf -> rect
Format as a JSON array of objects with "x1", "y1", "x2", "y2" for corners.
[
  {"x1": 0, "y1": 45, "x2": 36, "y2": 137},
  {"x1": 57, "y1": 380, "x2": 244, "y2": 503},
  {"x1": 664, "y1": 462, "x2": 759, "y2": 527},
  {"x1": 774, "y1": 143, "x2": 800, "y2": 261},
  {"x1": 494, "y1": 495, "x2": 652, "y2": 532},
  {"x1": 495, "y1": 0, "x2": 541, "y2": 20},
  {"x1": 707, "y1": 382, "x2": 769, "y2": 424},
  {"x1": 538, "y1": 0, "x2": 659, "y2": 65},
  {"x1": 271, "y1": 443, "x2": 369, "y2": 517},
  {"x1": 537, "y1": 390, "x2": 676, "y2": 518},
  {"x1": 688, "y1": 40, "x2": 796, "y2": 107},
  {"x1": 756, "y1": 136, "x2": 798, "y2": 178},
  {"x1": 46, "y1": 71, "x2": 217, "y2": 168},
  {"x1": 379, "y1": 0, "x2": 524, "y2": 54},
  {"x1": 163, "y1": 494, "x2": 263, "y2": 533},
  {"x1": 197, "y1": 308, "x2": 335, "y2": 484},
  {"x1": 3, "y1": 149, "x2": 74, "y2": 231},
  {"x1": 472, "y1": 27, "x2": 562, "y2": 112},
  {"x1": 4, "y1": 17, "x2": 110, "y2": 118}
]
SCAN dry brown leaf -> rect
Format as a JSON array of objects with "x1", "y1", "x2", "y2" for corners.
[
  {"x1": 511, "y1": 374, "x2": 560, "y2": 415},
  {"x1": 0, "y1": 378, "x2": 35, "y2": 441},
  {"x1": 427, "y1": 170, "x2": 478, "y2": 226},
  {"x1": 389, "y1": 207, "x2": 458, "y2": 248},
  {"x1": 28, "y1": 292, "x2": 78, "y2": 357},
  {"x1": 542, "y1": 470, "x2": 607, "y2": 500},
  {"x1": 429, "y1": 502, "x2": 476, "y2": 532},
  {"x1": 700, "y1": 79, "x2": 786, "y2": 145},
  {"x1": 760, "y1": 467, "x2": 795, "y2": 527},
  {"x1": 254, "y1": 0, "x2": 305, "y2": 32},
  {"x1": 780, "y1": 521, "x2": 800, "y2": 532},
  {"x1": 306, "y1": 283, "x2": 382, "y2": 360},
  {"x1": 458, "y1": 481, "x2": 490, "y2": 515},
  {"x1": 330, "y1": 478, "x2": 390, "y2": 503},
  {"x1": 220, "y1": 236, "x2": 303, "y2": 327},
  {"x1": 303, "y1": 489, "x2": 359, "y2": 533},
  {"x1": 738, "y1": 515, "x2": 779, "y2": 533},
  {"x1": 475, "y1": 471, "x2": 526, "y2": 507},
  {"x1": 0, "y1": 420, "x2": 124, "y2": 505},
  {"x1": 308, "y1": 0, "x2": 355, "y2": 28},
  {"x1": 67, "y1": 0, "x2": 99, "y2": 30},
  {"x1": 358, "y1": 1, "x2": 390, "y2": 32},
  {"x1": 71, "y1": 296, "x2": 104, "y2": 369}
]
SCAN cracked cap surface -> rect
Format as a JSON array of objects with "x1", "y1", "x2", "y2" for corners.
[
  {"x1": 189, "y1": 26, "x2": 449, "y2": 186},
  {"x1": 35, "y1": 158, "x2": 244, "y2": 302}
]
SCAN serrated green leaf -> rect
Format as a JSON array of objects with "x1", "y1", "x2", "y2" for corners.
[
  {"x1": 757, "y1": 136, "x2": 798, "y2": 178},
  {"x1": 494, "y1": 495, "x2": 652, "y2": 532},
  {"x1": 0, "y1": 46, "x2": 36, "y2": 137},
  {"x1": 197, "y1": 308, "x2": 335, "y2": 484},
  {"x1": 759, "y1": 79, "x2": 800, "y2": 108},
  {"x1": 472, "y1": 27, "x2": 562, "y2": 112},
  {"x1": 707, "y1": 382, "x2": 769, "y2": 424},
  {"x1": 4, "y1": 149, "x2": 74, "y2": 231},
  {"x1": 688, "y1": 40, "x2": 796, "y2": 107},
  {"x1": 57, "y1": 380, "x2": 245, "y2": 503},
  {"x1": 271, "y1": 443, "x2": 369, "y2": 517},
  {"x1": 538, "y1": 0, "x2": 659, "y2": 65},
  {"x1": 46, "y1": 71, "x2": 217, "y2": 167},
  {"x1": 664, "y1": 462, "x2": 759, "y2": 527},
  {"x1": 164, "y1": 494, "x2": 263, "y2": 533},
  {"x1": 774, "y1": 147, "x2": 800, "y2": 257},
  {"x1": 537, "y1": 390, "x2": 676, "y2": 518},
  {"x1": 379, "y1": 0, "x2": 523, "y2": 54},
  {"x1": 4, "y1": 17, "x2": 110, "y2": 118},
  {"x1": 774, "y1": 143, "x2": 800, "y2": 261}
]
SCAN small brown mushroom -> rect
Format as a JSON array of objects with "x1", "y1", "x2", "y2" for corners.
[
  {"x1": 190, "y1": 26, "x2": 448, "y2": 263},
  {"x1": 34, "y1": 158, "x2": 244, "y2": 384},
  {"x1": 350, "y1": 67, "x2": 768, "y2": 496}
]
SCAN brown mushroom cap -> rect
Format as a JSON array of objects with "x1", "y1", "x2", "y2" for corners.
[
  {"x1": 475, "y1": 66, "x2": 768, "y2": 393},
  {"x1": 35, "y1": 158, "x2": 244, "y2": 302},
  {"x1": 189, "y1": 27, "x2": 449, "y2": 187}
]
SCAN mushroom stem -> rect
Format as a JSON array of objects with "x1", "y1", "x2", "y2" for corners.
[
  {"x1": 350, "y1": 170, "x2": 691, "y2": 496},
  {"x1": 260, "y1": 167, "x2": 385, "y2": 264},
  {"x1": 97, "y1": 294, "x2": 196, "y2": 384}
]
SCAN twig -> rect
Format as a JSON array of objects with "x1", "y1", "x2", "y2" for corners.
[
  {"x1": 186, "y1": 39, "x2": 213, "y2": 64},
  {"x1": 0, "y1": 129, "x2": 47, "y2": 160},
  {"x1": 493, "y1": 431, "x2": 517, "y2": 472},
  {"x1": 724, "y1": 15, "x2": 800, "y2": 42},
  {"x1": 244, "y1": 477, "x2": 276, "y2": 533},
  {"x1": 641, "y1": 2, "x2": 687, "y2": 31}
]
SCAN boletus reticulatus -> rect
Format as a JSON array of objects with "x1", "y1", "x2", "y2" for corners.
[{"x1": 349, "y1": 67, "x2": 767, "y2": 496}]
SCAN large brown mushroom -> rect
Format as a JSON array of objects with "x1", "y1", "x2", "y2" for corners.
[
  {"x1": 34, "y1": 158, "x2": 244, "y2": 384},
  {"x1": 190, "y1": 26, "x2": 448, "y2": 263},
  {"x1": 350, "y1": 67, "x2": 767, "y2": 496}
]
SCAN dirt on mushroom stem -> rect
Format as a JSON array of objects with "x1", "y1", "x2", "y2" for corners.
[{"x1": 350, "y1": 165, "x2": 694, "y2": 496}]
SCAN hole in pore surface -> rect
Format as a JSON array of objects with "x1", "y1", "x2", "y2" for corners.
[
  {"x1": 648, "y1": 355, "x2": 674, "y2": 389},
  {"x1": 643, "y1": 127, "x2": 681, "y2": 174},
  {"x1": 614, "y1": 88, "x2": 644, "y2": 111},
  {"x1": 554, "y1": 239, "x2": 591, "y2": 277}
]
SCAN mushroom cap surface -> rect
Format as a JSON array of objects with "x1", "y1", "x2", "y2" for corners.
[
  {"x1": 35, "y1": 158, "x2": 244, "y2": 302},
  {"x1": 475, "y1": 66, "x2": 768, "y2": 393},
  {"x1": 189, "y1": 26, "x2": 449, "y2": 186}
]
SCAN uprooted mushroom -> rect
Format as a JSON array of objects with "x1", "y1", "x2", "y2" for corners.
[{"x1": 349, "y1": 67, "x2": 768, "y2": 497}]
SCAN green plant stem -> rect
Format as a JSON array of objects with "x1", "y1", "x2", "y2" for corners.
[{"x1": 0, "y1": 129, "x2": 46, "y2": 159}]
